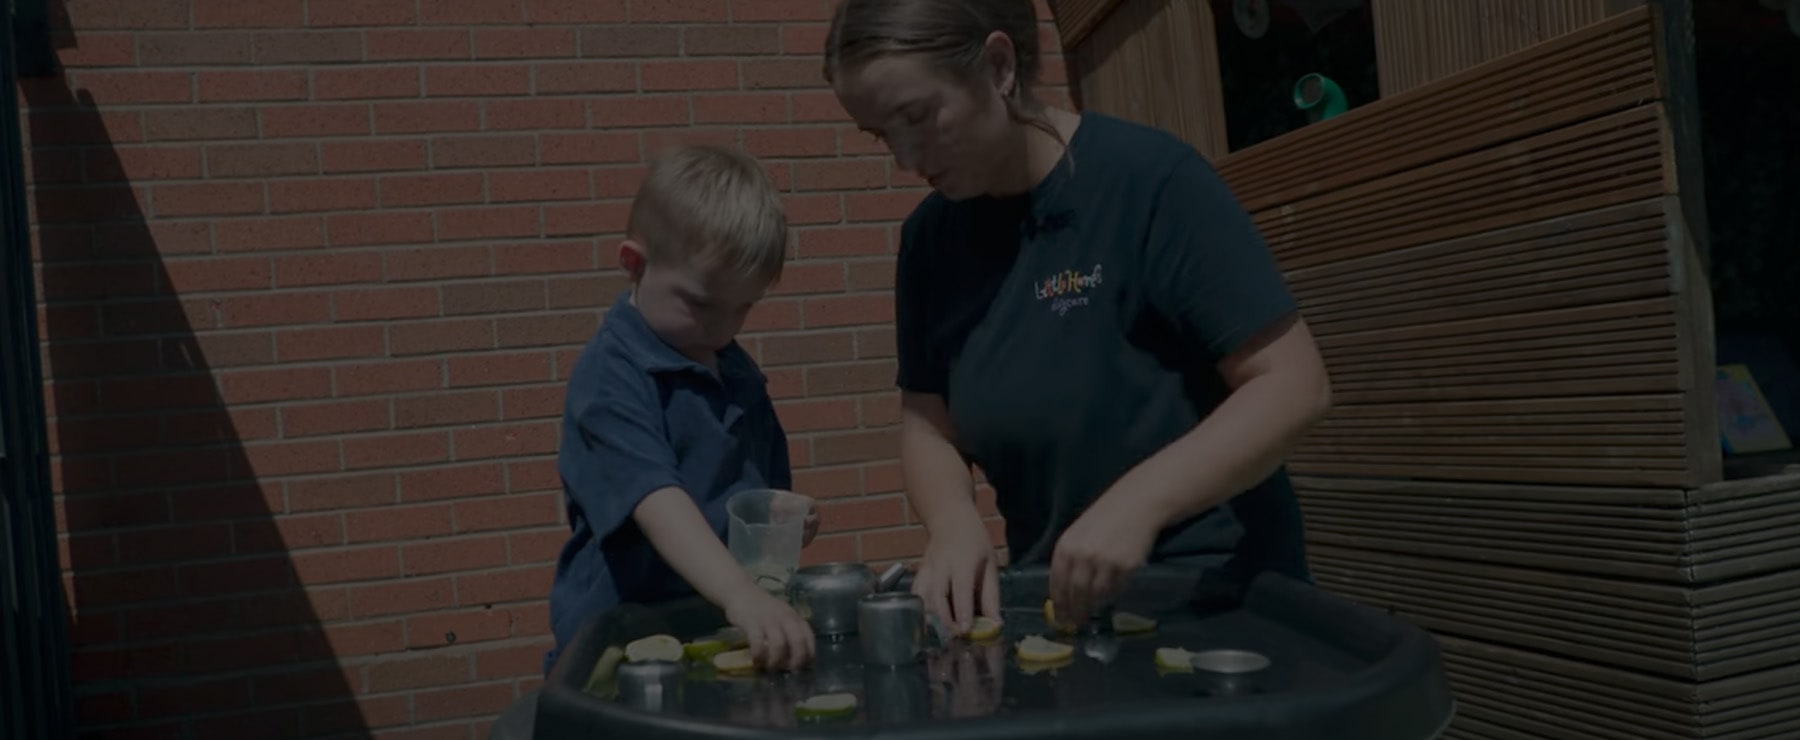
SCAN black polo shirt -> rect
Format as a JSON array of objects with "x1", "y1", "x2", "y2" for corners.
[{"x1": 895, "y1": 112, "x2": 1311, "y2": 581}]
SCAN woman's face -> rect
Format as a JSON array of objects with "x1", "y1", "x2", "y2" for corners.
[{"x1": 833, "y1": 52, "x2": 1016, "y2": 201}]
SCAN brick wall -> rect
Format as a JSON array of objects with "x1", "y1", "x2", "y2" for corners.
[{"x1": 17, "y1": 0, "x2": 1065, "y2": 737}]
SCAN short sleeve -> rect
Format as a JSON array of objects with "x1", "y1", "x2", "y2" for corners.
[
  {"x1": 894, "y1": 210, "x2": 949, "y2": 395},
  {"x1": 1142, "y1": 154, "x2": 1298, "y2": 361},
  {"x1": 558, "y1": 363, "x2": 683, "y2": 538}
]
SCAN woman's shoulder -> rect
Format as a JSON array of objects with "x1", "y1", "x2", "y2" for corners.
[{"x1": 1073, "y1": 112, "x2": 1208, "y2": 177}]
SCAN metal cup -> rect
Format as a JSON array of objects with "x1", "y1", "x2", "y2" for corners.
[
  {"x1": 788, "y1": 562, "x2": 876, "y2": 637},
  {"x1": 615, "y1": 660, "x2": 685, "y2": 713},
  {"x1": 857, "y1": 592, "x2": 925, "y2": 667},
  {"x1": 1189, "y1": 649, "x2": 1271, "y2": 696}
]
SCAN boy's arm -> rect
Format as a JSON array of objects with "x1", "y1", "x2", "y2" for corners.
[{"x1": 632, "y1": 487, "x2": 764, "y2": 611}]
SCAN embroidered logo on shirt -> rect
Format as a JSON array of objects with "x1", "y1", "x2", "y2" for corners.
[{"x1": 1032, "y1": 264, "x2": 1103, "y2": 316}]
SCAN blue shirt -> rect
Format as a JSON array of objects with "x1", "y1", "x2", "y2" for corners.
[{"x1": 545, "y1": 291, "x2": 790, "y2": 673}]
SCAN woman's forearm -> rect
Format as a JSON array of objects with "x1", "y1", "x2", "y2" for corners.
[{"x1": 898, "y1": 392, "x2": 983, "y2": 534}]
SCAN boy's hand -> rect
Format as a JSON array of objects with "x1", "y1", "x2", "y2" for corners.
[{"x1": 724, "y1": 585, "x2": 815, "y2": 673}]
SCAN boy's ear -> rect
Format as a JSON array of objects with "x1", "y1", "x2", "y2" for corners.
[{"x1": 618, "y1": 239, "x2": 647, "y2": 280}]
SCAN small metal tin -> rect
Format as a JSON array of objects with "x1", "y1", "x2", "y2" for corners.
[
  {"x1": 1190, "y1": 649, "x2": 1271, "y2": 697},
  {"x1": 615, "y1": 661, "x2": 686, "y2": 713},
  {"x1": 857, "y1": 592, "x2": 925, "y2": 667},
  {"x1": 787, "y1": 562, "x2": 876, "y2": 637}
]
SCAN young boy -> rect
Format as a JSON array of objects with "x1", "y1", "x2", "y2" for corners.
[{"x1": 546, "y1": 144, "x2": 818, "y2": 676}]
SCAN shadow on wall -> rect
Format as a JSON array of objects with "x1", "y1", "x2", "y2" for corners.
[{"x1": 20, "y1": 16, "x2": 371, "y2": 740}]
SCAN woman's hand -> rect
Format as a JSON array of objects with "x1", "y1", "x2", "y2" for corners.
[
  {"x1": 1049, "y1": 497, "x2": 1159, "y2": 628},
  {"x1": 913, "y1": 517, "x2": 1002, "y2": 635}
]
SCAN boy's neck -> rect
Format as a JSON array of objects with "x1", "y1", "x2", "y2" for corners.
[{"x1": 628, "y1": 289, "x2": 722, "y2": 372}]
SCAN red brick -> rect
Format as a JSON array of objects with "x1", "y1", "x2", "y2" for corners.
[
  {"x1": 308, "y1": 0, "x2": 418, "y2": 26},
  {"x1": 775, "y1": 398, "x2": 858, "y2": 432},
  {"x1": 286, "y1": 472, "x2": 397, "y2": 512},
  {"x1": 798, "y1": 225, "x2": 889, "y2": 257},
  {"x1": 742, "y1": 59, "x2": 820, "y2": 90},
  {"x1": 275, "y1": 252, "x2": 384, "y2": 287},
  {"x1": 746, "y1": 126, "x2": 837, "y2": 158},
  {"x1": 860, "y1": 392, "x2": 901, "y2": 426},
  {"x1": 280, "y1": 399, "x2": 392, "y2": 438},
  {"x1": 136, "y1": 678, "x2": 254, "y2": 719},
  {"x1": 72, "y1": 71, "x2": 193, "y2": 105},
  {"x1": 533, "y1": 61, "x2": 638, "y2": 95},
  {"x1": 218, "y1": 366, "x2": 333, "y2": 404},
  {"x1": 395, "y1": 390, "x2": 501, "y2": 428},
  {"x1": 295, "y1": 545, "x2": 402, "y2": 585},
  {"x1": 421, "y1": 0, "x2": 525, "y2": 23},
  {"x1": 389, "y1": 318, "x2": 496, "y2": 355},
  {"x1": 397, "y1": 464, "x2": 504, "y2": 504},
  {"x1": 693, "y1": 93, "x2": 788, "y2": 124},
  {"x1": 501, "y1": 385, "x2": 566, "y2": 420},
  {"x1": 323, "y1": 620, "x2": 407, "y2": 657},
  {"x1": 475, "y1": 640, "x2": 554, "y2": 678},
  {"x1": 436, "y1": 206, "x2": 541, "y2": 242},
  {"x1": 431, "y1": 135, "x2": 537, "y2": 168},
  {"x1": 631, "y1": 0, "x2": 729, "y2": 22},
  {"x1": 97, "y1": 144, "x2": 208, "y2": 181},
  {"x1": 261, "y1": 104, "x2": 372, "y2": 139},
  {"x1": 314, "y1": 66, "x2": 423, "y2": 100},
  {"x1": 447, "y1": 351, "x2": 553, "y2": 387},
  {"x1": 768, "y1": 261, "x2": 846, "y2": 295},
  {"x1": 269, "y1": 177, "x2": 379, "y2": 214},
  {"x1": 196, "y1": 0, "x2": 305, "y2": 27},
  {"x1": 818, "y1": 495, "x2": 907, "y2": 533},
  {"x1": 334, "y1": 358, "x2": 443, "y2": 397},
  {"x1": 207, "y1": 142, "x2": 319, "y2": 177},
  {"x1": 217, "y1": 291, "x2": 333, "y2": 328},
  {"x1": 30, "y1": 185, "x2": 145, "y2": 225},
  {"x1": 323, "y1": 139, "x2": 429, "y2": 173},
  {"x1": 385, "y1": 246, "x2": 493, "y2": 283},
  {"x1": 333, "y1": 283, "x2": 443, "y2": 322},
  {"x1": 542, "y1": 202, "x2": 630, "y2": 237},
  {"x1": 452, "y1": 421, "x2": 558, "y2": 460},
  {"x1": 402, "y1": 534, "x2": 509, "y2": 575},
  {"x1": 759, "y1": 327, "x2": 853, "y2": 367},
  {"x1": 793, "y1": 159, "x2": 887, "y2": 191},
  {"x1": 451, "y1": 493, "x2": 559, "y2": 533},
  {"x1": 792, "y1": 91, "x2": 849, "y2": 122},
  {"x1": 379, "y1": 173, "x2": 486, "y2": 208},
  {"x1": 813, "y1": 428, "x2": 900, "y2": 465},
  {"x1": 579, "y1": 25, "x2": 680, "y2": 57},
  {"x1": 328, "y1": 211, "x2": 435, "y2": 247},
  {"x1": 683, "y1": 25, "x2": 780, "y2": 55},
  {"x1": 642, "y1": 60, "x2": 739, "y2": 91},
  {"x1": 540, "y1": 132, "x2": 640, "y2": 165},
  {"x1": 374, "y1": 101, "x2": 482, "y2": 134},
  {"x1": 160, "y1": 256, "x2": 272, "y2": 293},
  {"x1": 731, "y1": 0, "x2": 834, "y2": 22},
  {"x1": 491, "y1": 242, "x2": 595, "y2": 277},
  {"x1": 839, "y1": 125, "x2": 888, "y2": 155},
  {"x1": 277, "y1": 326, "x2": 386, "y2": 362},
  {"x1": 64, "y1": 0, "x2": 189, "y2": 30},
  {"x1": 484, "y1": 99, "x2": 586, "y2": 131},
  {"x1": 859, "y1": 324, "x2": 898, "y2": 359},
  {"x1": 846, "y1": 189, "x2": 926, "y2": 222},
  {"x1": 488, "y1": 169, "x2": 590, "y2": 203},
  {"x1": 802, "y1": 533, "x2": 859, "y2": 565},
  {"x1": 241, "y1": 439, "x2": 345, "y2": 476},
  {"x1": 425, "y1": 64, "x2": 532, "y2": 97},
  {"x1": 253, "y1": 30, "x2": 365, "y2": 63},
  {"x1": 138, "y1": 32, "x2": 255, "y2": 66},
  {"x1": 744, "y1": 298, "x2": 802, "y2": 333},
  {"x1": 803, "y1": 293, "x2": 893, "y2": 328},
  {"x1": 48, "y1": 32, "x2": 137, "y2": 67},
  {"x1": 344, "y1": 432, "x2": 452, "y2": 469},
  {"x1": 792, "y1": 465, "x2": 862, "y2": 499},
  {"x1": 349, "y1": 576, "x2": 456, "y2": 618},
  {"x1": 367, "y1": 29, "x2": 473, "y2": 61},
  {"x1": 805, "y1": 360, "x2": 896, "y2": 396},
  {"x1": 414, "y1": 682, "x2": 515, "y2": 722},
  {"x1": 860, "y1": 526, "x2": 928, "y2": 562},
  {"x1": 142, "y1": 107, "x2": 259, "y2": 142},
  {"x1": 217, "y1": 216, "x2": 326, "y2": 252},
  {"x1": 454, "y1": 565, "x2": 552, "y2": 606},
  {"x1": 367, "y1": 653, "x2": 473, "y2": 693},
  {"x1": 475, "y1": 28, "x2": 577, "y2": 59},
  {"x1": 493, "y1": 311, "x2": 597, "y2": 349},
  {"x1": 407, "y1": 609, "x2": 514, "y2": 649},
  {"x1": 781, "y1": 23, "x2": 830, "y2": 54}
]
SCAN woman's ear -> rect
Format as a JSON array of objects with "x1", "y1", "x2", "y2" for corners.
[
  {"x1": 618, "y1": 239, "x2": 648, "y2": 280},
  {"x1": 981, "y1": 30, "x2": 1018, "y2": 99}
]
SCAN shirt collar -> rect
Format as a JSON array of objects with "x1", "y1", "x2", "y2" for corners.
[{"x1": 608, "y1": 290, "x2": 761, "y2": 382}]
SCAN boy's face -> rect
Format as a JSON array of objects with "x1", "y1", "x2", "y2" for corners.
[{"x1": 622, "y1": 241, "x2": 769, "y2": 363}]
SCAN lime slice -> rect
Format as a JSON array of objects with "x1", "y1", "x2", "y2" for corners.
[
  {"x1": 1015, "y1": 635, "x2": 1075, "y2": 663},
  {"x1": 966, "y1": 615, "x2": 1002, "y2": 642},
  {"x1": 1112, "y1": 611, "x2": 1158, "y2": 635},
  {"x1": 794, "y1": 692, "x2": 858, "y2": 719},
  {"x1": 683, "y1": 639, "x2": 729, "y2": 661},
  {"x1": 1154, "y1": 647, "x2": 1196, "y2": 673},
  {"x1": 582, "y1": 646, "x2": 626, "y2": 696},
  {"x1": 624, "y1": 634, "x2": 684, "y2": 663},
  {"x1": 713, "y1": 648, "x2": 757, "y2": 675}
]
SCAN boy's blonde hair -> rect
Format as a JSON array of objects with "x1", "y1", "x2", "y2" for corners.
[{"x1": 626, "y1": 144, "x2": 788, "y2": 284}]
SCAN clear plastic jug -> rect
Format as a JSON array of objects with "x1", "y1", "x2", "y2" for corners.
[{"x1": 726, "y1": 488, "x2": 810, "y2": 595}]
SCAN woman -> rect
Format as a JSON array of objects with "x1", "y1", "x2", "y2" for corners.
[{"x1": 822, "y1": 0, "x2": 1334, "y2": 635}]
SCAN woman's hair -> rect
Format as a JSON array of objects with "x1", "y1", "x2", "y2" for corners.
[{"x1": 823, "y1": 0, "x2": 1044, "y2": 113}]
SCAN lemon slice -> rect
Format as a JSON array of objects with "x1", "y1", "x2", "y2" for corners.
[
  {"x1": 1019, "y1": 656, "x2": 1073, "y2": 675},
  {"x1": 1041, "y1": 599, "x2": 1078, "y2": 635},
  {"x1": 624, "y1": 634, "x2": 684, "y2": 663},
  {"x1": 1112, "y1": 611, "x2": 1158, "y2": 635},
  {"x1": 963, "y1": 615, "x2": 1002, "y2": 641},
  {"x1": 1015, "y1": 635, "x2": 1075, "y2": 663},
  {"x1": 794, "y1": 692, "x2": 858, "y2": 719},
  {"x1": 1154, "y1": 647, "x2": 1196, "y2": 673},
  {"x1": 683, "y1": 638, "x2": 730, "y2": 661},
  {"x1": 713, "y1": 648, "x2": 757, "y2": 675}
]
